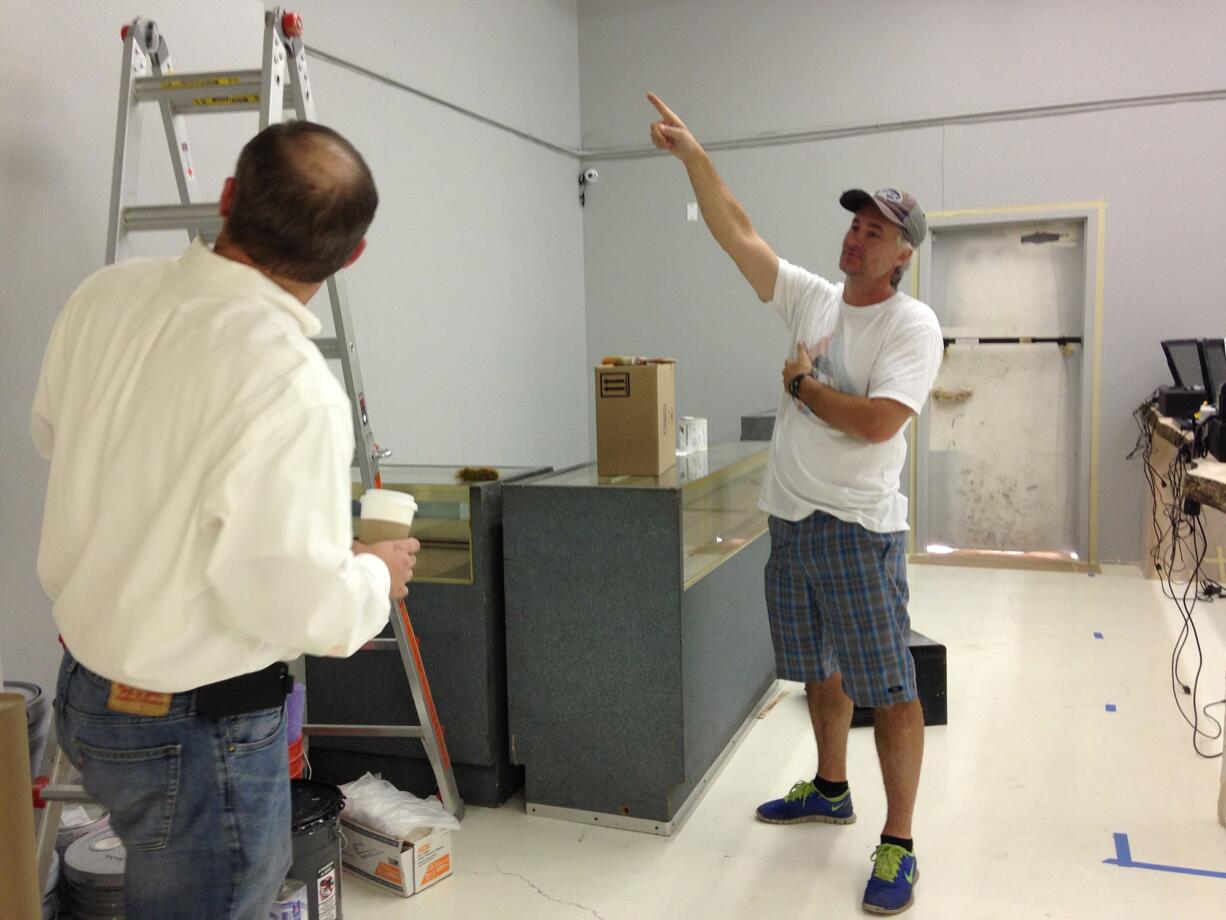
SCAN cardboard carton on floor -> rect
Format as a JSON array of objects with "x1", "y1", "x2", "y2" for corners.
[
  {"x1": 595, "y1": 361, "x2": 676, "y2": 476},
  {"x1": 340, "y1": 815, "x2": 452, "y2": 898}
]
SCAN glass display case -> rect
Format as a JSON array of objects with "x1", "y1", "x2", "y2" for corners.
[
  {"x1": 353, "y1": 464, "x2": 547, "y2": 584},
  {"x1": 309, "y1": 462, "x2": 550, "y2": 807},
  {"x1": 503, "y1": 442, "x2": 777, "y2": 833},
  {"x1": 519, "y1": 441, "x2": 769, "y2": 587}
]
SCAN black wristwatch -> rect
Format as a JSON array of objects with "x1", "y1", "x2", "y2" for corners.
[{"x1": 788, "y1": 372, "x2": 808, "y2": 398}]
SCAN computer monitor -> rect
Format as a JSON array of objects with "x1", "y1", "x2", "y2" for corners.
[
  {"x1": 1162, "y1": 339, "x2": 1205, "y2": 391},
  {"x1": 1198, "y1": 338, "x2": 1226, "y2": 405}
]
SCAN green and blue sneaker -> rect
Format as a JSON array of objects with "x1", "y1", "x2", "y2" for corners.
[
  {"x1": 862, "y1": 843, "x2": 918, "y2": 914},
  {"x1": 754, "y1": 779, "x2": 856, "y2": 825}
]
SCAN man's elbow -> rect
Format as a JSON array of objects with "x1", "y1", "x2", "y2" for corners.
[{"x1": 864, "y1": 415, "x2": 911, "y2": 443}]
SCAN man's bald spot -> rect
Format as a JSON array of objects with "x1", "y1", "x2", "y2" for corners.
[{"x1": 286, "y1": 133, "x2": 364, "y2": 197}]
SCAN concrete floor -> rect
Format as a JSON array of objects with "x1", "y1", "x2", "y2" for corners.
[{"x1": 340, "y1": 563, "x2": 1226, "y2": 919}]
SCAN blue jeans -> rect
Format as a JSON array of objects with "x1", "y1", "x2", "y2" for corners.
[{"x1": 55, "y1": 652, "x2": 292, "y2": 920}]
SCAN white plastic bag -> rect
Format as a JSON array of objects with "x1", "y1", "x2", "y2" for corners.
[{"x1": 338, "y1": 772, "x2": 461, "y2": 838}]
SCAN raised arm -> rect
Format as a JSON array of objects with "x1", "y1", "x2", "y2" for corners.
[{"x1": 648, "y1": 92, "x2": 779, "y2": 302}]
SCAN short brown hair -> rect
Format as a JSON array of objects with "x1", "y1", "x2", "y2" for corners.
[{"x1": 225, "y1": 122, "x2": 378, "y2": 282}]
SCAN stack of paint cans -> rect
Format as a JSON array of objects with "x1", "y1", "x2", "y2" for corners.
[
  {"x1": 290, "y1": 780, "x2": 345, "y2": 920},
  {"x1": 3, "y1": 680, "x2": 51, "y2": 778},
  {"x1": 287, "y1": 682, "x2": 306, "y2": 779},
  {"x1": 62, "y1": 828, "x2": 126, "y2": 919}
]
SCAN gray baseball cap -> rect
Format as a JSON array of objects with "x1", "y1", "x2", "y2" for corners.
[{"x1": 839, "y1": 187, "x2": 927, "y2": 247}]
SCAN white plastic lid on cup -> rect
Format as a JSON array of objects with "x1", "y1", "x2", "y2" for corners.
[{"x1": 359, "y1": 488, "x2": 418, "y2": 527}]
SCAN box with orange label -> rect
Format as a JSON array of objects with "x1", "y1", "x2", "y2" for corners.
[{"x1": 340, "y1": 815, "x2": 452, "y2": 898}]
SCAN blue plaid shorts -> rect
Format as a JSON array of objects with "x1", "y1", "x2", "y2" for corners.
[{"x1": 763, "y1": 510, "x2": 917, "y2": 707}]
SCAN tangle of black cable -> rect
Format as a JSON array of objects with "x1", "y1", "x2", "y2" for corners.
[{"x1": 1132, "y1": 400, "x2": 1224, "y2": 759}]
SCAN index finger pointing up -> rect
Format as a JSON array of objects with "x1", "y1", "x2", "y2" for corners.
[{"x1": 646, "y1": 92, "x2": 682, "y2": 125}]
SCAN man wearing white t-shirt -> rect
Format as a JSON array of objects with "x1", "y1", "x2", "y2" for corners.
[
  {"x1": 32, "y1": 122, "x2": 417, "y2": 919},
  {"x1": 649, "y1": 94, "x2": 942, "y2": 915}
]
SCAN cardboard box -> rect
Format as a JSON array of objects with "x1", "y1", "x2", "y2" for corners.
[
  {"x1": 340, "y1": 816, "x2": 452, "y2": 898},
  {"x1": 595, "y1": 362, "x2": 676, "y2": 476}
]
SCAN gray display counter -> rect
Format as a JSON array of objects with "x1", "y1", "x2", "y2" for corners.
[
  {"x1": 503, "y1": 442, "x2": 777, "y2": 834},
  {"x1": 306, "y1": 463, "x2": 549, "y2": 807},
  {"x1": 740, "y1": 408, "x2": 776, "y2": 441}
]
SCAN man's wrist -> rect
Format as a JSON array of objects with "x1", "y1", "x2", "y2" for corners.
[{"x1": 788, "y1": 372, "x2": 808, "y2": 398}]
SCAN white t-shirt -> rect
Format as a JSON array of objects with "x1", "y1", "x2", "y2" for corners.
[
  {"x1": 759, "y1": 258, "x2": 943, "y2": 533},
  {"x1": 31, "y1": 239, "x2": 391, "y2": 692}
]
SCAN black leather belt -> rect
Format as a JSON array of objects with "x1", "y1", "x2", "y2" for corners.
[{"x1": 195, "y1": 661, "x2": 294, "y2": 719}]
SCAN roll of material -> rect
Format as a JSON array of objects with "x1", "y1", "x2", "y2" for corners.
[{"x1": 0, "y1": 693, "x2": 41, "y2": 920}]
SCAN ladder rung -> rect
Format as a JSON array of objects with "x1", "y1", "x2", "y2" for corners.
[
  {"x1": 33, "y1": 784, "x2": 92, "y2": 805},
  {"x1": 314, "y1": 337, "x2": 341, "y2": 360},
  {"x1": 304, "y1": 723, "x2": 427, "y2": 739},
  {"x1": 124, "y1": 203, "x2": 222, "y2": 234},
  {"x1": 359, "y1": 638, "x2": 399, "y2": 651},
  {"x1": 133, "y1": 70, "x2": 300, "y2": 115}
]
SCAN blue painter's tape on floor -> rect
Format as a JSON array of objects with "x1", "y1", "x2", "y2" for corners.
[
  {"x1": 1105, "y1": 704, "x2": 1116, "y2": 712},
  {"x1": 1093, "y1": 631, "x2": 1104, "y2": 639},
  {"x1": 1103, "y1": 833, "x2": 1226, "y2": 879}
]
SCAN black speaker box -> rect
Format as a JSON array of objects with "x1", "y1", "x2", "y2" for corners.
[
  {"x1": 1158, "y1": 385, "x2": 1203, "y2": 419},
  {"x1": 851, "y1": 630, "x2": 947, "y2": 728}
]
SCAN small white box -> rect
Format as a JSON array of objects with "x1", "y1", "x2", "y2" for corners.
[
  {"x1": 340, "y1": 816, "x2": 452, "y2": 898},
  {"x1": 678, "y1": 416, "x2": 707, "y2": 452}
]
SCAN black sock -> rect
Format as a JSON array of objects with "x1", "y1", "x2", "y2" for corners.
[
  {"x1": 881, "y1": 834, "x2": 914, "y2": 853},
  {"x1": 813, "y1": 775, "x2": 849, "y2": 798}
]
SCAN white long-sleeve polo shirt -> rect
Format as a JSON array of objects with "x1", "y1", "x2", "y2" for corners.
[{"x1": 31, "y1": 238, "x2": 391, "y2": 692}]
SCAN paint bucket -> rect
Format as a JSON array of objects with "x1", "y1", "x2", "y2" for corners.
[
  {"x1": 57, "y1": 802, "x2": 111, "y2": 855},
  {"x1": 4, "y1": 680, "x2": 51, "y2": 778},
  {"x1": 62, "y1": 827, "x2": 126, "y2": 919},
  {"x1": 290, "y1": 780, "x2": 345, "y2": 920},
  {"x1": 289, "y1": 736, "x2": 305, "y2": 779}
]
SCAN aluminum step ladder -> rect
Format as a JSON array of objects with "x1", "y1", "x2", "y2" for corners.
[{"x1": 34, "y1": 6, "x2": 462, "y2": 897}]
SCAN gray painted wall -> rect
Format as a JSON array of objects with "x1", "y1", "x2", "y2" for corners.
[
  {"x1": 577, "y1": 0, "x2": 1226, "y2": 564},
  {"x1": 0, "y1": 0, "x2": 586, "y2": 693}
]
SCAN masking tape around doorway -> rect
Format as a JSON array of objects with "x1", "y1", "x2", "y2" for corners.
[
  {"x1": 1087, "y1": 204, "x2": 1106, "y2": 566},
  {"x1": 926, "y1": 200, "x2": 1106, "y2": 219}
]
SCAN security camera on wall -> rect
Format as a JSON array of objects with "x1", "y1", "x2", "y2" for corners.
[{"x1": 578, "y1": 168, "x2": 599, "y2": 206}]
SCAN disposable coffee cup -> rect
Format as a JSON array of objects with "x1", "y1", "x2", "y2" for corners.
[{"x1": 357, "y1": 489, "x2": 417, "y2": 544}]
